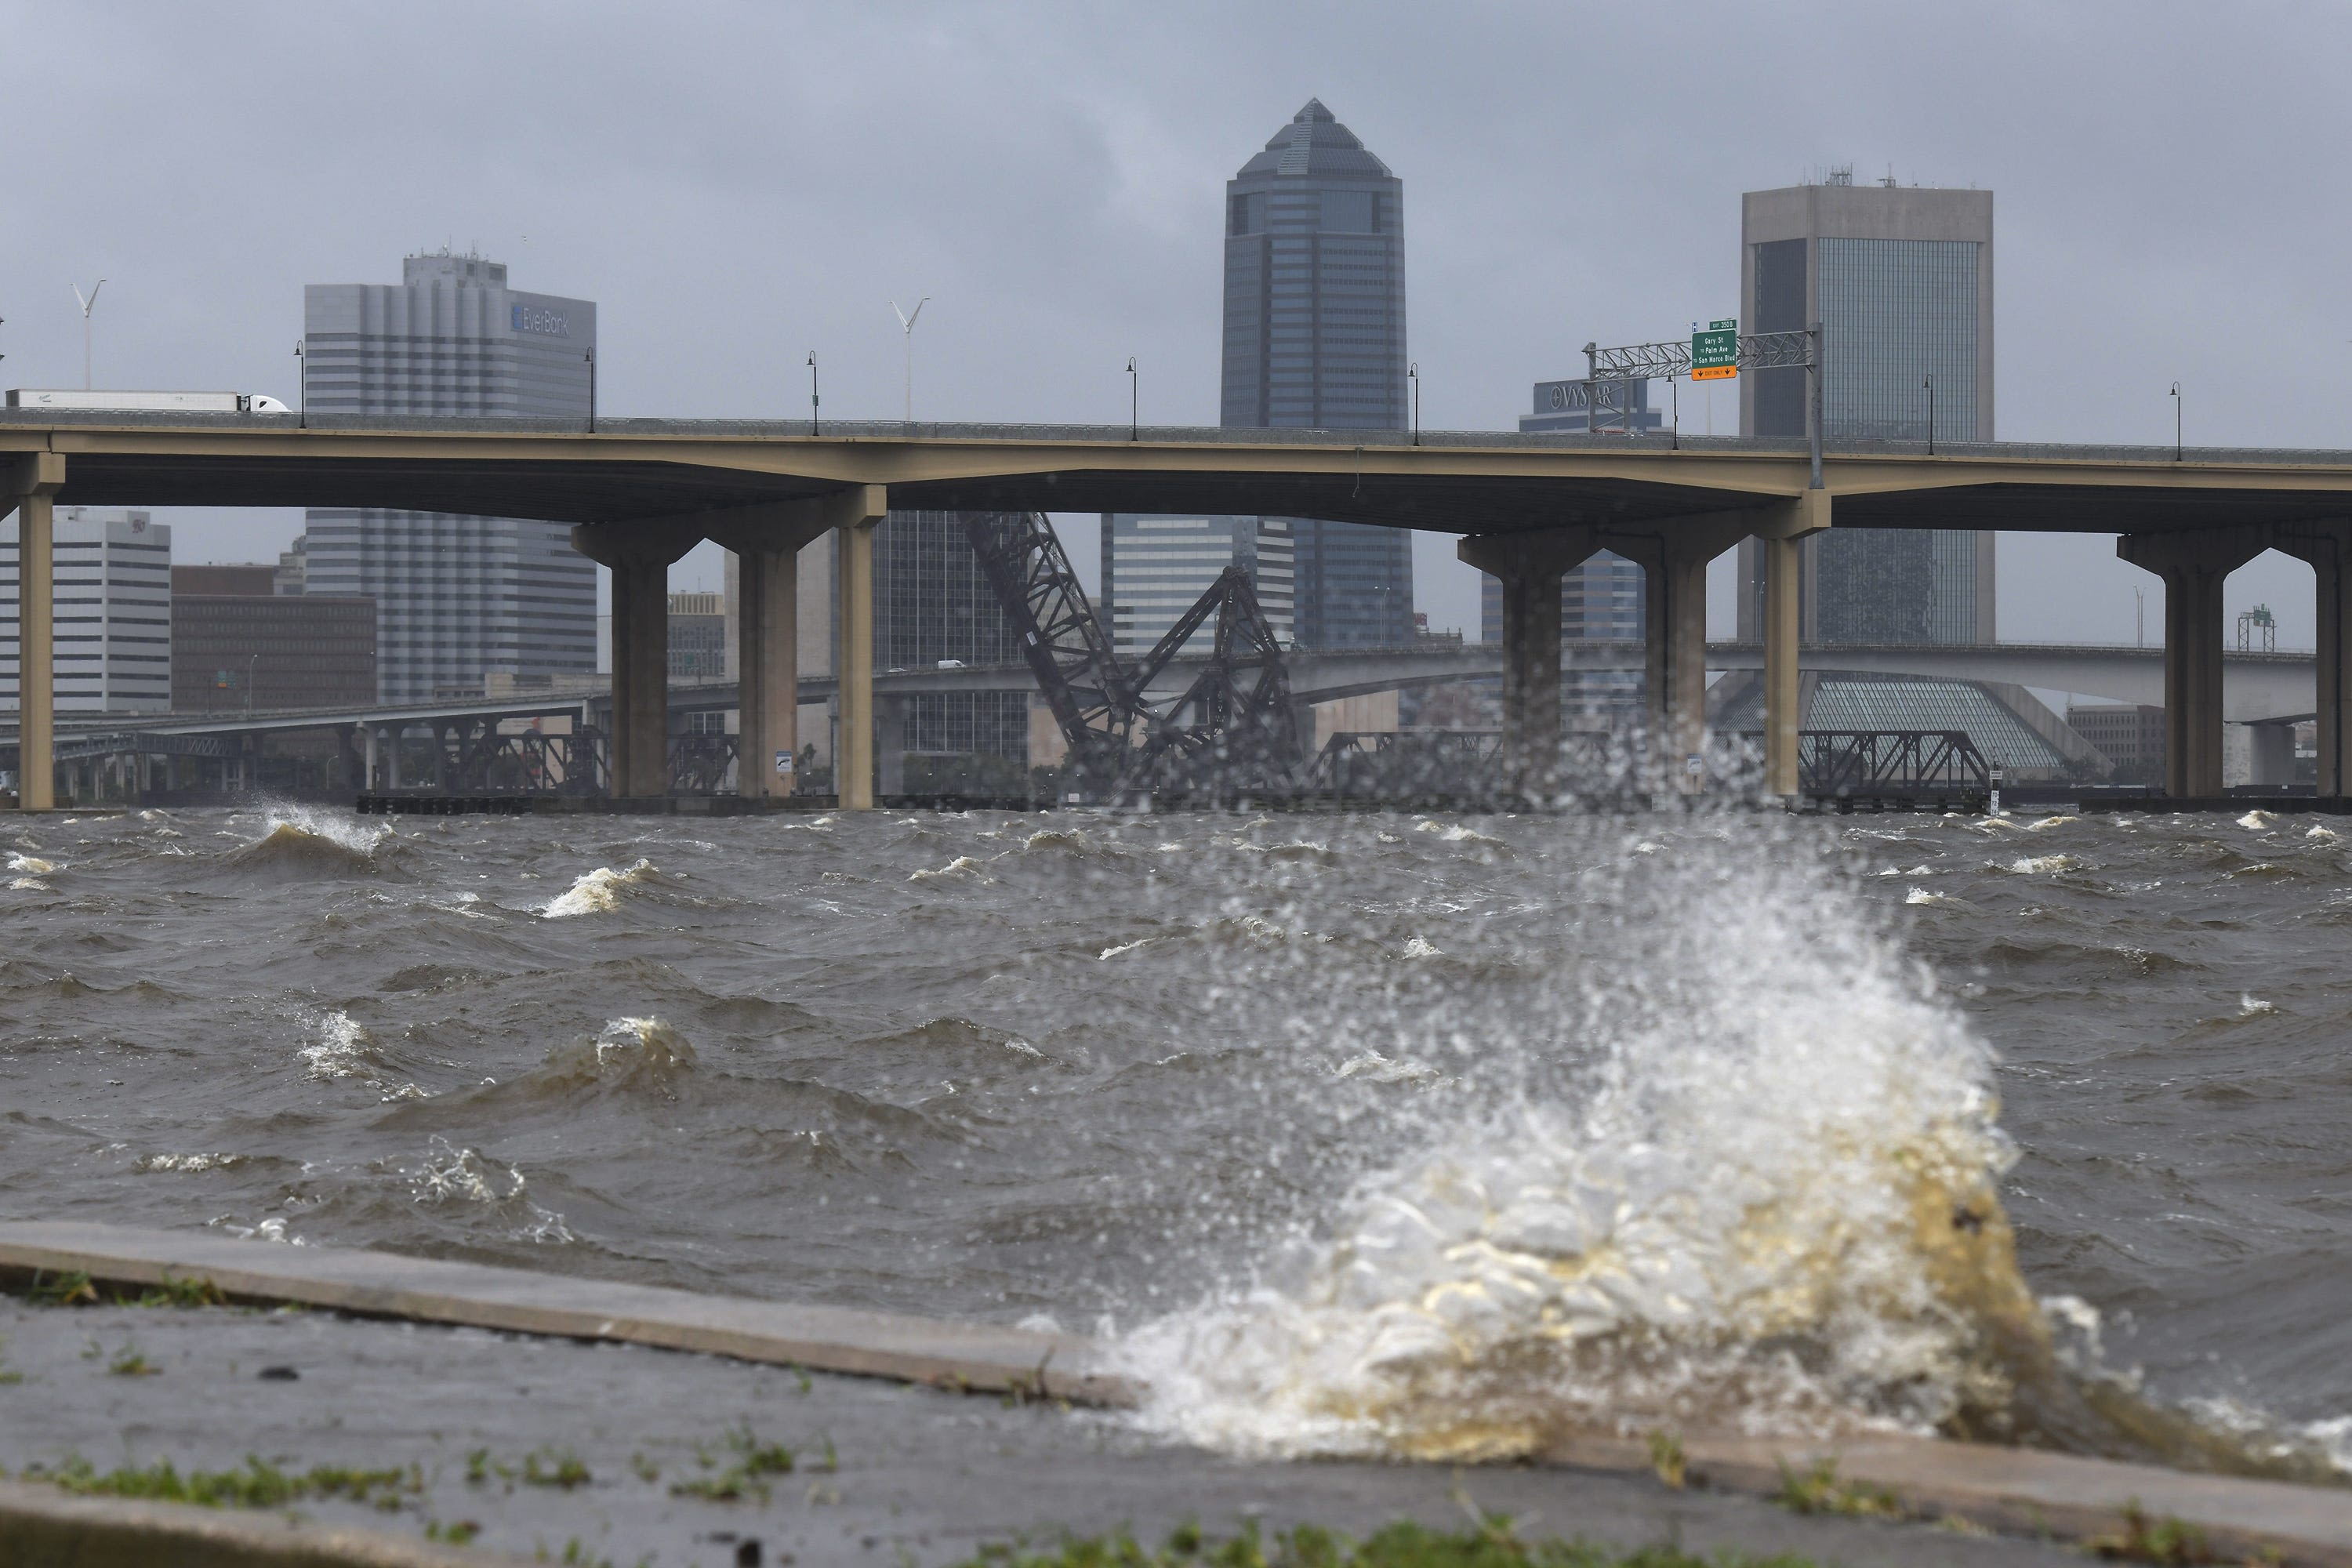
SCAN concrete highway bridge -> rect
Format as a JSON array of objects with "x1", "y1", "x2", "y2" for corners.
[{"x1": 6, "y1": 412, "x2": 2350, "y2": 806}]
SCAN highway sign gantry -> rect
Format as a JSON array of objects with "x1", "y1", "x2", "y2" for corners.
[{"x1": 1693, "y1": 318, "x2": 1738, "y2": 383}]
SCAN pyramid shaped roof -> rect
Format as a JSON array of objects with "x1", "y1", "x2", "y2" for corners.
[{"x1": 1235, "y1": 99, "x2": 1394, "y2": 180}]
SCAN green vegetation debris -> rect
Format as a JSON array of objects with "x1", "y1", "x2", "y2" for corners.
[
  {"x1": 2089, "y1": 1501, "x2": 2234, "y2": 1565},
  {"x1": 133, "y1": 1272, "x2": 229, "y2": 1308},
  {"x1": 426, "y1": 1519, "x2": 483, "y2": 1545},
  {"x1": 670, "y1": 1423, "x2": 794, "y2": 1504},
  {"x1": 107, "y1": 1345, "x2": 161, "y2": 1377},
  {"x1": 30, "y1": 1454, "x2": 419, "y2": 1512},
  {"x1": 955, "y1": 1519, "x2": 1820, "y2": 1568},
  {"x1": 1644, "y1": 1430, "x2": 1685, "y2": 1490},
  {"x1": 17, "y1": 1268, "x2": 227, "y2": 1308},
  {"x1": 1773, "y1": 1457, "x2": 1906, "y2": 1519},
  {"x1": 27, "y1": 1269, "x2": 100, "y2": 1306},
  {"x1": 521, "y1": 1446, "x2": 592, "y2": 1490}
]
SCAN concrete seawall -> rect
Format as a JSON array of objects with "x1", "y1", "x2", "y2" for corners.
[{"x1": 3, "y1": 1221, "x2": 2350, "y2": 1567}]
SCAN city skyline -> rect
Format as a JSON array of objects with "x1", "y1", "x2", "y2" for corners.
[{"x1": 1, "y1": 4, "x2": 2339, "y2": 648}]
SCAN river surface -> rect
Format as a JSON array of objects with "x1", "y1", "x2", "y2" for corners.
[{"x1": 2, "y1": 804, "x2": 2346, "y2": 1472}]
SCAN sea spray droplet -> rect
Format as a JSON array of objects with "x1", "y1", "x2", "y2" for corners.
[{"x1": 540, "y1": 858, "x2": 659, "y2": 916}]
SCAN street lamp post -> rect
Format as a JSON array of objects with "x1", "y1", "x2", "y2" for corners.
[
  {"x1": 807, "y1": 351, "x2": 819, "y2": 437},
  {"x1": 585, "y1": 349, "x2": 597, "y2": 433},
  {"x1": 295, "y1": 339, "x2": 306, "y2": 429},
  {"x1": 72, "y1": 280, "x2": 105, "y2": 390},
  {"x1": 245, "y1": 653, "x2": 259, "y2": 715},
  {"x1": 2171, "y1": 381, "x2": 2182, "y2": 461},
  {"x1": 1923, "y1": 373, "x2": 1934, "y2": 455},
  {"x1": 1127, "y1": 356, "x2": 1138, "y2": 441},
  {"x1": 1408, "y1": 361, "x2": 1420, "y2": 445},
  {"x1": 891, "y1": 298, "x2": 929, "y2": 425}
]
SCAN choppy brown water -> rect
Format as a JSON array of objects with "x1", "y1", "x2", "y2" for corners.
[{"x1": 1, "y1": 804, "x2": 2345, "y2": 1471}]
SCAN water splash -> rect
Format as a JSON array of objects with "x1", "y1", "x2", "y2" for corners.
[
  {"x1": 299, "y1": 1011, "x2": 385, "y2": 1081},
  {"x1": 540, "y1": 858, "x2": 659, "y2": 916},
  {"x1": 404, "y1": 1134, "x2": 574, "y2": 1243},
  {"x1": 910, "y1": 855, "x2": 994, "y2": 884},
  {"x1": 1121, "y1": 831, "x2": 2037, "y2": 1458},
  {"x1": 225, "y1": 808, "x2": 396, "y2": 874},
  {"x1": 529, "y1": 1016, "x2": 698, "y2": 1099}
]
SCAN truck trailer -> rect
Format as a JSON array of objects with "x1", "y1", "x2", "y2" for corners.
[{"x1": 5, "y1": 388, "x2": 290, "y2": 413}]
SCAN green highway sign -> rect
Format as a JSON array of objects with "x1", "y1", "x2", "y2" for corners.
[{"x1": 1692, "y1": 319, "x2": 1738, "y2": 381}]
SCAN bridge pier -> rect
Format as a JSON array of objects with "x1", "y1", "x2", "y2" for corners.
[
  {"x1": 730, "y1": 543, "x2": 800, "y2": 799},
  {"x1": 1614, "y1": 516, "x2": 1749, "y2": 794},
  {"x1": 699, "y1": 488, "x2": 885, "y2": 808},
  {"x1": 572, "y1": 522, "x2": 699, "y2": 799},
  {"x1": 2268, "y1": 521, "x2": 2352, "y2": 795},
  {"x1": 5, "y1": 454, "x2": 65, "y2": 811},
  {"x1": 1458, "y1": 529, "x2": 1598, "y2": 795},
  {"x1": 2118, "y1": 527, "x2": 2267, "y2": 796},
  {"x1": 1753, "y1": 494, "x2": 1832, "y2": 800}
]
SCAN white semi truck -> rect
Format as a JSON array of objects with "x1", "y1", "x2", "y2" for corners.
[{"x1": 5, "y1": 388, "x2": 290, "y2": 413}]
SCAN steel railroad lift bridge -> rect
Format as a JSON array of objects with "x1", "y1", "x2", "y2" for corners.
[{"x1": 960, "y1": 512, "x2": 1303, "y2": 803}]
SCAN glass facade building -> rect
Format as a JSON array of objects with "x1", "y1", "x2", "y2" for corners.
[
  {"x1": 869, "y1": 510, "x2": 1028, "y2": 761},
  {"x1": 302, "y1": 252, "x2": 599, "y2": 701},
  {"x1": 1217, "y1": 100, "x2": 1413, "y2": 650},
  {"x1": 1737, "y1": 180, "x2": 1997, "y2": 646},
  {"x1": 1099, "y1": 514, "x2": 1292, "y2": 657}
]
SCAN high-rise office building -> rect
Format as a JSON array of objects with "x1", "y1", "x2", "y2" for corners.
[
  {"x1": 1099, "y1": 514, "x2": 1293, "y2": 656},
  {"x1": 2, "y1": 507, "x2": 172, "y2": 713},
  {"x1": 302, "y1": 251, "x2": 600, "y2": 700},
  {"x1": 870, "y1": 511, "x2": 1030, "y2": 761},
  {"x1": 1733, "y1": 174, "x2": 1996, "y2": 644},
  {"x1": 1218, "y1": 99, "x2": 1413, "y2": 649}
]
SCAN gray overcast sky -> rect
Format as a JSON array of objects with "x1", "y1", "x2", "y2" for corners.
[{"x1": 5, "y1": 2, "x2": 2345, "y2": 647}]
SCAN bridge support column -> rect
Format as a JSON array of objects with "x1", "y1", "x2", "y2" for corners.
[
  {"x1": 877, "y1": 695, "x2": 907, "y2": 800},
  {"x1": 2270, "y1": 522, "x2": 2352, "y2": 796},
  {"x1": 1753, "y1": 493, "x2": 1831, "y2": 800},
  {"x1": 2119, "y1": 527, "x2": 2267, "y2": 797},
  {"x1": 2247, "y1": 721, "x2": 2297, "y2": 788},
  {"x1": 1613, "y1": 516, "x2": 1750, "y2": 794},
  {"x1": 5, "y1": 455, "x2": 66, "y2": 811},
  {"x1": 700, "y1": 487, "x2": 887, "y2": 808},
  {"x1": 1459, "y1": 529, "x2": 1598, "y2": 796},
  {"x1": 572, "y1": 521, "x2": 699, "y2": 799},
  {"x1": 731, "y1": 545, "x2": 799, "y2": 799},
  {"x1": 840, "y1": 520, "x2": 878, "y2": 809}
]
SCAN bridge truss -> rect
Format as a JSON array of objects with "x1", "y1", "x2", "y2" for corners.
[{"x1": 960, "y1": 513, "x2": 1303, "y2": 798}]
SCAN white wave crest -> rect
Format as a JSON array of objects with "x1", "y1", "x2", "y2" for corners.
[{"x1": 540, "y1": 858, "x2": 658, "y2": 917}]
